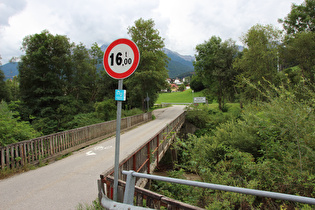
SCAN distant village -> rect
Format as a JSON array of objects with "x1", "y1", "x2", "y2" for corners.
[{"x1": 163, "y1": 77, "x2": 191, "y2": 92}]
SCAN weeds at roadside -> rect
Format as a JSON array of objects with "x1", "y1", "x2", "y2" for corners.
[{"x1": 76, "y1": 199, "x2": 102, "y2": 210}]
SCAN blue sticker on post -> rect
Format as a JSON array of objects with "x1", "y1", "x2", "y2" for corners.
[{"x1": 115, "y1": 89, "x2": 126, "y2": 101}]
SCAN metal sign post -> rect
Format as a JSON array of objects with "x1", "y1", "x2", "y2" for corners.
[
  {"x1": 113, "y1": 79, "x2": 123, "y2": 201},
  {"x1": 103, "y1": 38, "x2": 140, "y2": 201}
]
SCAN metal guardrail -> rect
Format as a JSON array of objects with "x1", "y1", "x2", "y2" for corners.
[
  {"x1": 98, "y1": 176, "x2": 202, "y2": 210},
  {"x1": 122, "y1": 170, "x2": 315, "y2": 206}
]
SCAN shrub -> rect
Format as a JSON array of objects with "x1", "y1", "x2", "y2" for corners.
[
  {"x1": 185, "y1": 104, "x2": 241, "y2": 136},
  {"x1": 159, "y1": 83, "x2": 315, "y2": 209},
  {"x1": 65, "y1": 113, "x2": 103, "y2": 128},
  {"x1": 0, "y1": 101, "x2": 40, "y2": 146},
  {"x1": 94, "y1": 98, "x2": 116, "y2": 121},
  {"x1": 121, "y1": 108, "x2": 143, "y2": 118}
]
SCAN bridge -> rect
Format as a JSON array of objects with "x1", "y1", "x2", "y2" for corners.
[{"x1": 0, "y1": 105, "x2": 186, "y2": 209}]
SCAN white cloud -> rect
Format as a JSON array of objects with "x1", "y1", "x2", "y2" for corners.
[
  {"x1": 0, "y1": 0, "x2": 27, "y2": 26},
  {"x1": 0, "y1": 0, "x2": 304, "y2": 64}
]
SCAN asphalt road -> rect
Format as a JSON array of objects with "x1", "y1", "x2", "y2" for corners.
[{"x1": 0, "y1": 105, "x2": 185, "y2": 210}]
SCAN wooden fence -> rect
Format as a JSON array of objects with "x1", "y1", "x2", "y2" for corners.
[{"x1": 0, "y1": 112, "x2": 152, "y2": 170}]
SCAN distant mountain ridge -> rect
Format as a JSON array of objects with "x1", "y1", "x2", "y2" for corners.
[
  {"x1": 0, "y1": 46, "x2": 195, "y2": 79},
  {"x1": 162, "y1": 48, "x2": 195, "y2": 78},
  {"x1": 0, "y1": 62, "x2": 19, "y2": 80}
]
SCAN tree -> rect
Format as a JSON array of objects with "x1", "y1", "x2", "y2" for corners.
[
  {"x1": 94, "y1": 98, "x2": 116, "y2": 121},
  {"x1": 190, "y1": 75, "x2": 205, "y2": 92},
  {"x1": 283, "y1": 32, "x2": 315, "y2": 85},
  {"x1": 0, "y1": 101, "x2": 40, "y2": 146},
  {"x1": 4, "y1": 58, "x2": 20, "y2": 102},
  {"x1": 5, "y1": 76, "x2": 19, "y2": 101},
  {"x1": 233, "y1": 24, "x2": 282, "y2": 101},
  {"x1": 68, "y1": 43, "x2": 99, "y2": 112},
  {"x1": 0, "y1": 69, "x2": 8, "y2": 101},
  {"x1": 68, "y1": 42, "x2": 114, "y2": 110},
  {"x1": 126, "y1": 18, "x2": 169, "y2": 110},
  {"x1": 0, "y1": 55, "x2": 7, "y2": 101},
  {"x1": 0, "y1": 55, "x2": 10, "y2": 101},
  {"x1": 19, "y1": 30, "x2": 74, "y2": 134},
  {"x1": 194, "y1": 36, "x2": 238, "y2": 110},
  {"x1": 178, "y1": 83, "x2": 186, "y2": 92},
  {"x1": 279, "y1": 0, "x2": 315, "y2": 35},
  {"x1": 89, "y1": 43, "x2": 117, "y2": 102}
]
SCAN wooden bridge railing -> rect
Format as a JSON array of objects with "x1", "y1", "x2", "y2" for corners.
[
  {"x1": 0, "y1": 112, "x2": 152, "y2": 170},
  {"x1": 99, "y1": 112, "x2": 186, "y2": 204}
]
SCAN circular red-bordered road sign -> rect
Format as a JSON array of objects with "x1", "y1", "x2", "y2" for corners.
[{"x1": 103, "y1": 38, "x2": 140, "y2": 79}]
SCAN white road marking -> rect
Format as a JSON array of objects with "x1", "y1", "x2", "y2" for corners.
[
  {"x1": 86, "y1": 146, "x2": 113, "y2": 156},
  {"x1": 85, "y1": 151, "x2": 96, "y2": 156},
  {"x1": 94, "y1": 146, "x2": 104, "y2": 151}
]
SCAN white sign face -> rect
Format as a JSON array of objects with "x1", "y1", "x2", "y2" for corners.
[
  {"x1": 194, "y1": 97, "x2": 206, "y2": 103},
  {"x1": 108, "y1": 44, "x2": 135, "y2": 74}
]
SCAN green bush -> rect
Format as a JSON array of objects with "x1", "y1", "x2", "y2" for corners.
[
  {"x1": 157, "y1": 83, "x2": 315, "y2": 209},
  {"x1": 94, "y1": 98, "x2": 116, "y2": 121},
  {"x1": 121, "y1": 108, "x2": 143, "y2": 118},
  {"x1": 151, "y1": 169, "x2": 201, "y2": 206},
  {"x1": 0, "y1": 101, "x2": 40, "y2": 146},
  {"x1": 65, "y1": 113, "x2": 103, "y2": 128},
  {"x1": 185, "y1": 104, "x2": 241, "y2": 136}
]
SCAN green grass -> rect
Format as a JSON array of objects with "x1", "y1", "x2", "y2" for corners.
[{"x1": 156, "y1": 89, "x2": 204, "y2": 104}]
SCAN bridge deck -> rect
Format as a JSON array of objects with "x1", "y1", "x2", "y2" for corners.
[{"x1": 0, "y1": 105, "x2": 185, "y2": 210}]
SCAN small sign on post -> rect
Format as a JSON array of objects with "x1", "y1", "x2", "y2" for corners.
[
  {"x1": 115, "y1": 89, "x2": 126, "y2": 101},
  {"x1": 194, "y1": 97, "x2": 207, "y2": 104},
  {"x1": 103, "y1": 38, "x2": 140, "y2": 202}
]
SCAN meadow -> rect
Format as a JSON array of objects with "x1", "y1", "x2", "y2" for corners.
[{"x1": 156, "y1": 89, "x2": 204, "y2": 104}]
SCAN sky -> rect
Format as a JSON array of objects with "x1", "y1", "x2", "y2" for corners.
[{"x1": 0, "y1": 0, "x2": 304, "y2": 64}]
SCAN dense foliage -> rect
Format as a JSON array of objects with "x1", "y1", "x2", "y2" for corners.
[
  {"x1": 153, "y1": 2, "x2": 315, "y2": 206},
  {"x1": 0, "y1": 101, "x2": 40, "y2": 147},
  {"x1": 282, "y1": 31, "x2": 315, "y2": 86},
  {"x1": 279, "y1": 0, "x2": 315, "y2": 35},
  {"x1": 153, "y1": 84, "x2": 315, "y2": 209},
  {"x1": 0, "y1": 70, "x2": 8, "y2": 101}
]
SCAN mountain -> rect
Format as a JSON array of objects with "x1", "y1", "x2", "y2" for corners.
[
  {"x1": 163, "y1": 48, "x2": 195, "y2": 78},
  {"x1": 100, "y1": 44, "x2": 109, "y2": 52},
  {"x1": 0, "y1": 47, "x2": 195, "y2": 80},
  {"x1": 0, "y1": 62, "x2": 19, "y2": 80}
]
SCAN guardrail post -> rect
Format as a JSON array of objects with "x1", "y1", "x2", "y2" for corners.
[{"x1": 123, "y1": 170, "x2": 136, "y2": 205}]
